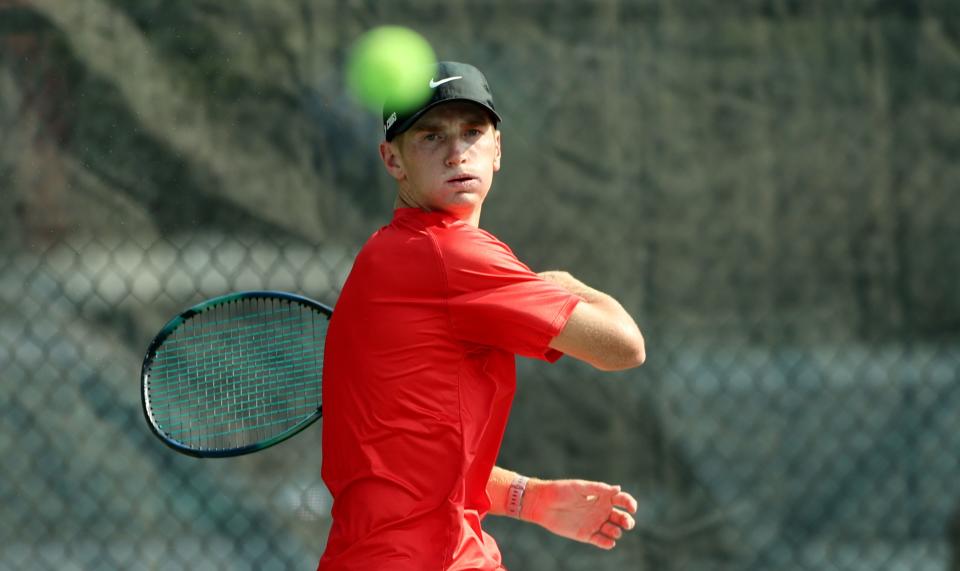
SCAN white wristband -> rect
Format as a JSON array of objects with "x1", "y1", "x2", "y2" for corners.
[{"x1": 506, "y1": 475, "x2": 528, "y2": 519}]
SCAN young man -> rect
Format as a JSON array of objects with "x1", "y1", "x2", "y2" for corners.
[{"x1": 318, "y1": 62, "x2": 645, "y2": 571}]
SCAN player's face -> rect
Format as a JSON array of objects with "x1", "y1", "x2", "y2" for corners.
[{"x1": 381, "y1": 101, "x2": 501, "y2": 224}]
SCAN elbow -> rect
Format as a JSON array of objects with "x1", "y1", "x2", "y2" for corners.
[
  {"x1": 631, "y1": 337, "x2": 647, "y2": 367},
  {"x1": 620, "y1": 325, "x2": 646, "y2": 369},
  {"x1": 596, "y1": 331, "x2": 646, "y2": 372},
  {"x1": 620, "y1": 337, "x2": 647, "y2": 370}
]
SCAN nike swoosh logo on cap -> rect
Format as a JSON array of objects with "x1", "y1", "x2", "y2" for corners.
[{"x1": 429, "y1": 76, "x2": 463, "y2": 88}]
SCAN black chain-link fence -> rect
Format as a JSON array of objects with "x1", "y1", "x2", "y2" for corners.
[
  {"x1": 2, "y1": 235, "x2": 352, "y2": 570},
  {"x1": 3, "y1": 1, "x2": 960, "y2": 570}
]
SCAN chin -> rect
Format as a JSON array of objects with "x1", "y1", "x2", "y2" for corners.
[
  {"x1": 452, "y1": 193, "x2": 486, "y2": 208},
  {"x1": 434, "y1": 196, "x2": 482, "y2": 218}
]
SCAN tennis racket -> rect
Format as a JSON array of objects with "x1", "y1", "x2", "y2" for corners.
[{"x1": 141, "y1": 291, "x2": 332, "y2": 458}]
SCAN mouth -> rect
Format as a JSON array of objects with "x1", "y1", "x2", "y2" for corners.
[{"x1": 447, "y1": 173, "x2": 478, "y2": 185}]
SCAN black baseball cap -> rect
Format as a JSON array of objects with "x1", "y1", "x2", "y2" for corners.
[{"x1": 383, "y1": 61, "x2": 502, "y2": 141}]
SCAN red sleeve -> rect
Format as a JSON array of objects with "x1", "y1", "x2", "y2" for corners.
[{"x1": 430, "y1": 224, "x2": 581, "y2": 361}]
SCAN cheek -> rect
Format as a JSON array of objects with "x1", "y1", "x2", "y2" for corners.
[
  {"x1": 488, "y1": 151, "x2": 501, "y2": 174},
  {"x1": 484, "y1": 137, "x2": 501, "y2": 171},
  {"x1": 403, "y1": 153, "x2": 432, "y2": 183},
  {"x1": 470, "y1": 141, "x2": 498, "y2": 171}
]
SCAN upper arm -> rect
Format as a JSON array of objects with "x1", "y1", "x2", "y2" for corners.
[
  {"x1": 548, "y1": 299, "x2": 645, "y2": 371},
  {"x1": 438, "y1": 226, "x2": 581, "y2": 359}
]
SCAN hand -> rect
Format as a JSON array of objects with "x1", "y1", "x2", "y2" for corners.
[{"x1": 523, "y1": 479, "x2": 638, "y2": 550}]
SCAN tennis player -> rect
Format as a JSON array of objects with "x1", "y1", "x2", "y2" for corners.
[{"x1": 318, "y1": 61, "x2": 645, "y2": 571}]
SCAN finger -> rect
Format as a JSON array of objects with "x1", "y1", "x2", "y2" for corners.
[
  {"x1": 612, "y1": 490, "x2": 638, "y2": 514},
  {"x1": 609, "y1": 509, "x2": 636, "y2": 531},
  {"x1": 590, "y1": 532, "x2": 616, "y2": 550},
  {"x1": 601, "y1": 521, "x2": 623, "y2": 540}
]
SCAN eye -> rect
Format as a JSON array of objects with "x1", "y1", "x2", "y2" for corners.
[
  {"x1": 465, "y1": 128, "x2": 482, "y2": 137},
  {"x1": 423, "y1": 133, "x2": 440, "y2": 142}
]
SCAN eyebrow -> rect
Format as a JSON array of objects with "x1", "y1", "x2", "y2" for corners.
[
  {"x1": 410, "y1": 120, "x2": 443, "y2": 132},
  {"x1": 411, "y1": 114, "x2": 490, "y2": 132}
]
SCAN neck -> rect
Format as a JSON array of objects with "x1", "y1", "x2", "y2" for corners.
[{"x1": 394, "y1": 194, "x2": 482, "y2": 228}]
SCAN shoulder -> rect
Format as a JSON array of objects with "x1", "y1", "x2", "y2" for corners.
[
  {"x1": 428, "y1": 220, "x2": 510, "y2": 251},
  {"x1": 427, "y1": 221, "x2": 539, "y2": 292},
  {"x1": 349, "y1": 215, "x2": 448, "y2": 282},
  {"x1": 427, "y1": 220, "x2": 515, "y2": 262}
]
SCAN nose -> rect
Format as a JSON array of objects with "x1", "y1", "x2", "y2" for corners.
[{"x1": 443, "y1": 139, "x2": 468, "y2": 167}]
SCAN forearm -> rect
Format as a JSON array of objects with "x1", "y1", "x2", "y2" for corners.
[
  {"x1": 538, "y1": 270, "x2": 605, "y2": 303},
  {"x1": 487, "y1": 466, "x2": 640, "y2": 551},
  {"x1": 539, "y1": 270, "x2": 645, "y2": 369},
  {"x1": 539, "y1": 271, "x2": 634, "y2": 325},
  {"x1": 486, "y1": 466, "x2": 541, "y2": 520}
]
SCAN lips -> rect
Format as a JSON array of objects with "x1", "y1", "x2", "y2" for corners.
[{"x1": 447, "y1": 173, "x2": 477, "y2": 184}]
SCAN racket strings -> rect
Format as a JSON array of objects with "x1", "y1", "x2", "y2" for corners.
[
  {"x1": 148, "y1": 344, "x2": 324, "y2": 399},
  {"x1": 164, "y1": 401, "x2": 322, "y2": 439},
  {"x1": 155, "y1": 379, "x2": 323, "y2": 434},
  {"x1": 154, "y1": 374, "x2": 323, "y2": 422},
  {"x1": 156, "y1": 311, "x2": 307, "y2": 348},
  {"x1": 146, "y1": 297, "x2": 326, "y2": 451}
]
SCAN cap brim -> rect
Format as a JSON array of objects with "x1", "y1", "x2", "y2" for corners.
[{"x1": 386, "y1": 98, "x2": 502, "y2": 141}]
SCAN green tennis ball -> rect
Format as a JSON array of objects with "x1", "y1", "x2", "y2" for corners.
[{"x1": 346, "y1": 26, "x2": 436, "y2": 114}]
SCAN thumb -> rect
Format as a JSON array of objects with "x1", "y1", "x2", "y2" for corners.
[{"x1": 579, "y1": 480, "x2": 619, "y2": 500}]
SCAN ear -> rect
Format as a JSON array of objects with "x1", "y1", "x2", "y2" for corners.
[
  {"x1": 492, "y1": 129, "x2": 502, "y2": 172},
  {"x1": 379, "y1": 139, "x2": 406, "y2": 181}
]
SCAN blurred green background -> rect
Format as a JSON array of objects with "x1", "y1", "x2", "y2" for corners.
[{"x1": 2, "y1": 1, "x2": 959, "y2": 569}]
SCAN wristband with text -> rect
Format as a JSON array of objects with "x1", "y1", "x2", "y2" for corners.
[{"x1": 506, "y1": 475, "x2": 529, "y2": 519}]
